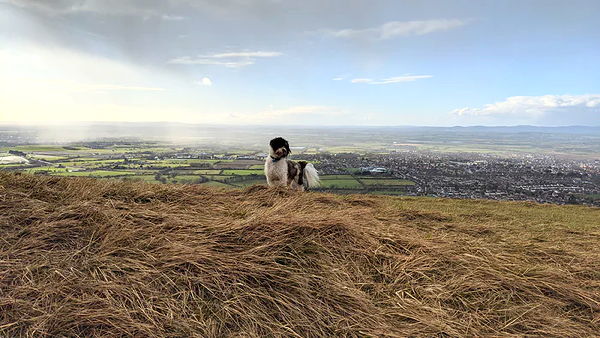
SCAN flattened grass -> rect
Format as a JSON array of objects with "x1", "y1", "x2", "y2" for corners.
[{"x1": 0, "y1": 173, "x2": 598, "y2": 337}]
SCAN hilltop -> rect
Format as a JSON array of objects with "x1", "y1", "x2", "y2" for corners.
[{"x1": 0, "y1": 172, "x2": 599, "y2": 336}]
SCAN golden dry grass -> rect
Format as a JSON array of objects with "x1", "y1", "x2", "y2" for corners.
[{"x1": 1, "y1": 172, "x2": 599, "y2": 337}]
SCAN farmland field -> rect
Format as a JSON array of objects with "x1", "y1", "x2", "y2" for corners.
[
  {"x1": 192, "y1": 169, "x2": 222, "y2": 175},
  {"x1": 221, "y1": 169, "x2": 264, "y2": 175},
  {"x1": 0, "y1": 141, "x2": 416, "y2": 195},
  {"x1": 213, "y1": 160, "x2": 262, "y2": 169},
  {"x1": 319, "y1": 179, "x2": 362, "y2": 189},
  {"x1": 55, "y1": 170, "x2": 136, "y2": 177}
]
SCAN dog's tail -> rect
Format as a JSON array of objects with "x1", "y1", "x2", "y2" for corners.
[{"x1": 303, "y1": 163, "x2": 320, "y2": 188}]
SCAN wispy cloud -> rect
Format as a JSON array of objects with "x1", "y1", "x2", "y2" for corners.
[
  {"x1": 209, "y1": 51, "x2": 282, "y2": 58},
  {"x1": 168, "y1": 57, "x2": 255, "y2": 68},
  {"x1": 326, "y1": 19, "x2": 467, "y2": 40},
  {"x1": 168, "y1": 50, "x2": 282, "y2": 68},
  {"x1": 5, "y1": 0, "x2": 163, "y2": 17},
  {"x1": 161, "y1": 14, "x2": 185, "y2": 21},
  {"x1": 452, "y1": 94, "x2": 600, "y2": 117},
  {"x1": 350, "y1": 78, "x2": 373, "y2": 84},
  {"x1": 349, "y1": 75, "x2": 432, "y2": 85}
]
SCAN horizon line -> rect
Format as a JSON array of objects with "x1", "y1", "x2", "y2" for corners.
[{"x1": 1, "y1": 121, "x2": 599, "y2": 128}]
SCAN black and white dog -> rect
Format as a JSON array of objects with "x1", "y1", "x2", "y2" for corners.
[{"x1": 265, "y1": 137, "x2": 320, "y2": 191}]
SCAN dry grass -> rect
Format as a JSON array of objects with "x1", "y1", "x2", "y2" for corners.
[{"x1": 1, "y1": 172, "x2": 599, "y2": 337}]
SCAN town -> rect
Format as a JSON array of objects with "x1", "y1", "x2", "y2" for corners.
[{"x1": 310, "y1": 151, "x2": 600, "y2": 205}]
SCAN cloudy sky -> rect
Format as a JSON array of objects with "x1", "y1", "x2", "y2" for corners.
[{"x1": 1, "y1": 0, "x2": 599, "y2": 126}]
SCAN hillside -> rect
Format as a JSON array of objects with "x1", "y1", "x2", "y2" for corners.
[{"x1": 0, "y1": 172, "x2": 599, "y2": 337}]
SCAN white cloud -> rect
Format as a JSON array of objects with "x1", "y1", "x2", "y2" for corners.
[
  {"x1": 197, "y1": 77, "x2": 212, "y2": 86},
  {"x1": 332, "y1": 77, "x2": 345, "y2": 81},
  {"x1": 350, "y1": 75, "x2": 432, "y2": 85},
  {"x1": 3, "y1": 0, "x2": 288, "y2": 18},
  {"x1": 168, "y1": 50, "x2": 282, "y2": 68},
  {"x1": 168, "y1": 57, "x2": 254, "y2": 68},
  {"x1": 209, "y1": 51, "x2": 282, "y2": 58},
  {"x1": 161, "y1": 14, "x2": 184, "y2": 21},
  {"x1": 4, "y1": 0, "x2": 163, "y2": 17},
  {"x1": 327, "y1": 19, "x2": 467, "y2": 40},
  {"x1": 351, "y1": 78, "x2": 372, "y2": 83},
  {"x1": 452, "y1": 94, "x2": 600, "y2": 117}
]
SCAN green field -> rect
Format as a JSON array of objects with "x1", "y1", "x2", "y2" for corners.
[
  {"x1": 54, "y1": 170, "x2": 136, "y2": 177},
  {"x1": 189, "y1": 159, "x2": 234, "y2": 164},
  {"x1": 143, "y1": 161, "x2": 191, "y2": 168},
  {"x1": 319, "y1": 179, "x2": 362, "y2": 189},
  {"x1": 0, "y1": 164, "x2": 26, "y2": 169},
  {"x1": 201, "y1": 175, "x2": 233, "y2": 182},
  {"x1": 221, "y1": 169, "x2": 264, "y2": 175},
  {"x1": 10, "y1": 145, "x2": 82, "y2": 152},
  {"x1": 26, "y1": 166, "x2": 70, "y2": 173},
  {"x1": 28, "y1": 155, "x2": 71, "y2": 161},
  {"x1": 192, "y1": 169, "x2": 223, "y2": 175},
  {"x1": 56, "y1": 159, "x2": 125, "y2": 167},
  {"x1": 120, "y1": 175, "x2": 159, "y2": 183},
  {"x1": 1, "y1": 142, "x2": 419, "y2": 192},
  {"x1": 165, "y1": 175, "x2": 202, "y2": 184}
]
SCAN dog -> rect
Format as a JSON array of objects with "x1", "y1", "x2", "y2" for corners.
[{"x1": 264, "y1": 137, "x2": 320, "y2": 191}]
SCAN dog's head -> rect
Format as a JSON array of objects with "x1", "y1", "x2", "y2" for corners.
[{"x1": 269, "y1": 137, "x2": 291, "y2": 158}]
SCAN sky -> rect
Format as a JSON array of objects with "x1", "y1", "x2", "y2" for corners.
[{"x1": 0, "y1": 0, "x2": 599, "y2": 126}]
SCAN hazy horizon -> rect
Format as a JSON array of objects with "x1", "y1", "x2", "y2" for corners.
[{"x1": 1, "y1": 0, "x2": 599, "y2": 126}]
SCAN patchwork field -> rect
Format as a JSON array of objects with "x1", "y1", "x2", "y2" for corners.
[{"x1": 0, "y1": 145, "x2": 414, "y2": 195}]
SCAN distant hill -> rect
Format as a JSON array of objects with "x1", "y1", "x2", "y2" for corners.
[
  {"x1": 432, "y1": 125, "x2": 600, "y2": 134},
  {"x1": 1, "y1": 173, "x2": 599, "y2": 336}
]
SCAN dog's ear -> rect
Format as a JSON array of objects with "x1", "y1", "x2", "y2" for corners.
[{"x1": 285, "y1": 140, "x2": 291, "y2": 154}]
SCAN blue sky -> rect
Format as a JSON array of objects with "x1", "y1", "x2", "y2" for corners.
[{"x1": 1, "y1": 0, "x2": 599, "y2": 126}]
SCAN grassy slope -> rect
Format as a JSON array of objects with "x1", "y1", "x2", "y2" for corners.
[{"x1": 0, "y1": 173, "x2": 598, "y2": 337}]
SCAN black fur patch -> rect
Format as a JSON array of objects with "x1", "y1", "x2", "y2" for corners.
[
  {"x1": 284, "y1": 160, "x2": 308, "y2": 186},
  {"x1": 269, "y1": 137, "x2": 291, "y2": 156},
  {"x1": 298, "y1": 161, "x2": 307, "y2": 186},
  {"x1": 287, "y1": 160, "x2": 298, "y2": 185}
]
